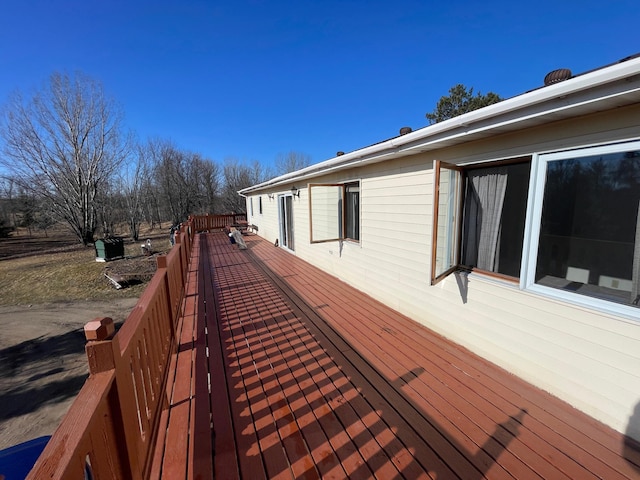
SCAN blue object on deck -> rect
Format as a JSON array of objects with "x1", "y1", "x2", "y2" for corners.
[{"x1": 0, "y1": 436, "x2": 50, "y2": 480}]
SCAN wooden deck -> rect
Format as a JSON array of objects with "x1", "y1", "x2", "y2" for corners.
[{"x1": 158, "y1": 232, "x2": 640, "y2": 479}]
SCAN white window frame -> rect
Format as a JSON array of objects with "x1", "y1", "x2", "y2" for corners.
[{"x1": 521, "y1": 140, "x2": 640, "y2": 320}]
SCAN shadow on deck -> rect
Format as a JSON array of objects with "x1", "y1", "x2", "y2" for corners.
[
  {"x1": 172, "y1": 232, "x2": 640, "y2": 479},
  {"x1": 25, "y1": 228, "x2": 640, "y2": 479}
]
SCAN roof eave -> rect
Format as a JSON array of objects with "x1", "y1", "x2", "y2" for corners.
[{"x1": 240, "y1": 56, "x2": 640, "y2": 195}]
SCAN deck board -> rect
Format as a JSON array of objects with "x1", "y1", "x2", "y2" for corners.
[
  {"x1": 189, "y1": 240, "x2": 214, "y2": 480},
  {"x1": 157, "y1": 232, "x2": 640, "y2": 479},
  {"x1": 270, "y1": 263, "x2": 581, "y2": 479},
  {"x1": 247, "y1": 236, "x2": 640, "y2": 479}
]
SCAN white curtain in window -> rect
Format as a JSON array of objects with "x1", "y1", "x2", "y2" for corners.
[
  {"x1": 463, "y1": 167, "x2": 508, "y2": 271},
  {"x1": 632, "y1": 200, "x2": 640, "y2": 305}
]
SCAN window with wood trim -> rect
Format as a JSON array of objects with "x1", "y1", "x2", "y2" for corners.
[
  {"x1": 431, "y1": 158, "x2": 531, "y2": 284},
  {"x1": 309, "y1": 182, "x2": 360, "y2": 243},
  {"x1": 345, "y1": 183, "x2": 360, "y2": 240}
]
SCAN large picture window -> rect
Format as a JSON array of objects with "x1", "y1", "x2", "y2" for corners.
[
  {"x1": 431, "y1": 159, "x2": 531, "y2": 284},
  {"x1": 309, "y1": 182, "x2": 360, "y2": 243},
  {"x1": 527, "y1": 142, "x2": 640, "y2": 309}
]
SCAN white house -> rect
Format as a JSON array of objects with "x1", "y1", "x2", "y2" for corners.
[{"x1": 239, "y1": 54, "x2": 640, "y2": 441}]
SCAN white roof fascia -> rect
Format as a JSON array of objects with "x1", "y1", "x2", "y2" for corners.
[
  {"x1": 240, "y1": 56, "x2": 640, "y2": 195},
  {"x1": 399, "y1": 78, "x2": 640, "y2": 156}
]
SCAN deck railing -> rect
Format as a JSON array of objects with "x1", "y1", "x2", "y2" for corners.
[
  {"x1": 25, "y1": 216, "x2": 231, "y2": 479},
  {"x1": 189, "y1": 213, "x2": 247, "y2": 232}
]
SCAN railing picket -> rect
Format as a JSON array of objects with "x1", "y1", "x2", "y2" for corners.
[
  {"x1": 26, "y1": 215, "x2": 242, "y2": 479},
  {"x1": 188, "y1": 213, "x2": 246, "y2": 233}
]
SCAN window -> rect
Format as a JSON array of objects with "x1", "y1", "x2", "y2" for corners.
[
  {"x1": 250, "y1": 197, "x2": 254, "y2": 216},
  {"x1": 309, "y1": 181, "x2": 360, "y2": 243},
  {"x1": 433, "y1": 141, "x2": 640, "y2": 315},
  {"x1": 431, "y1": 158, "x2": 531, "y2": 284},
  {"x1": 432, "y1": 163, "x2": 462, "y2": 279},
  {"x1": 345, "y1": 183, "x2": 360, "y2": 240},
  {"x1": 526, "y1": 142, "x2": 640, "y2": 309},
  {"x1": 258, "y1": 196, "x2": 263, "y2": 215}
]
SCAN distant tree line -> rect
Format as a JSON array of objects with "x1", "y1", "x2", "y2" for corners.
[
  {"x1": 0, "y1": 73, "x2": 499, "y2": 245},
  {"x1": 0, "y1": 71, "x2": 310, "y2": 244}
]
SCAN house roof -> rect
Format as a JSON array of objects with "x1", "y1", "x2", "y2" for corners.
[{"x1": 239, "y1": 54, "x2": 640, "y2": 195}]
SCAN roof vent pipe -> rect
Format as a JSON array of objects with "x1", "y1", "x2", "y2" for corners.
[
  {"x1": 399, "y1": 126, "x2": 412, "y2": 135},
  {"x1": 544, "y1": 68, "x2": 572, "y2": 86},
  {"x1": 337, "y1": 151, "x2": 345, "y2": 156}
]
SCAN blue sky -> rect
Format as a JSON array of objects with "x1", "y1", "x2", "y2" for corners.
[{"x1": 1, "y1": 0, "x2": 638, "y2": 172}]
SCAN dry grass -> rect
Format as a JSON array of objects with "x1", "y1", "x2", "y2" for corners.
[{"x1": 0, "y1": 226, "x2": 171, "y2": 306}]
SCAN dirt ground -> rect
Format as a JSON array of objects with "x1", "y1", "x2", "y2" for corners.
[
  {"x1": 0, "y1": 299, "x2": 139, "y2": 450},
  {"x1": 0, "y1": 225, "x2": 168, "y2": 451}
]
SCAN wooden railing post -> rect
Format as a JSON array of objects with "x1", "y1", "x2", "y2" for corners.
[
  {"x1": 157, "y1": 255, "x2": 178, "y2": 333},
  {"x1": 156, "y1": 255, "x2": 167, "y2": 269},
  {"x1": 82, "y1": 317, "x2": 135, "y2": 480},
  {"x1": 84, "y1": 317, "x2": 116, "y2": 375},
  {"x1": 176, "y1": 229, "x2": 190, "y2": 280},
  {"x1": 174, "y1": 234, "x2": 186, "y2": 292}
]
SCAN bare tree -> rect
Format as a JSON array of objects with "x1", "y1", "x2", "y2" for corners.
[
  {"x1": 140, "y1": 174, "x2": 162, "y2": 229},
  {"x1": 0, "y1": 71, "x2": 131, "y2": 245},
  {"x1": 118, "y1": 143, "x2": 149, "y2": 240},
  {"x1": 145, "y1": 138, "x2": 224, "y2": 223},
  {"x1": 221, "y1": 158, "x2": 267, "y2": 213},
  {"x1": 151, "y1": 140, "x2": 191, "y2": 224},
  {"x1": 0, "y1": 176, "x2": 17, "y2": 228},
  {"x1": 96, "y1": 180, "x2": 120, "y2": 237},
  {"x1": 191, "y1": 154, "x2": 220, "y2": 214},
  {"x1": 14, "y1": 185, "x2": 38, "y2": 236},
  {"x1": 275, "y1": 151, "x2": 311, "y2": 175}
]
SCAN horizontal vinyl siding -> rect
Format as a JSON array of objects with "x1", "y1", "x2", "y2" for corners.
[
  {"x1": 247, "y1": 105, "x2": 640, "y2": 438},
  {"x1": 246, "y1": 194, "x2": 281, "y2": 244},
  {"x1": 294, "y1": 180, "x2": 422, "y2": 323},
  {"x1": 429, "y1": 274, "x2": 640, "y2": 432},
  {"x1": 358, "y1": 168, "x2": 431, "y2": 302}
]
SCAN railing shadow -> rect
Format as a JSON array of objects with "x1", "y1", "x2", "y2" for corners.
[
  {"x1": 0, "y1": 329, "x2": 86, "y2": 375},
  {"x1": 208, "y1": 233, "x2": 531, "y2": 479},
  {"x1": 0, "y1": 374, "x2": 87, "y2": 422},
  {"x1": 624, "y1": 402, "x2": 640, "y2": 472},
  {"x1": 0, "y1": 321, "x2": 122, "y2": 423}
]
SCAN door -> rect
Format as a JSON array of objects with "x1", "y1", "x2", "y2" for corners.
[{"x1": 279, "y1": 194, "x2": 295, "y2": 251}]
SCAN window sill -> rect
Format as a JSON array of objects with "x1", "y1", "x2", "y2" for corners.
[
  {"x1": 462, "y1": 269, "x2": 521, "y2": 288},
  {"x1": 459, "y1": 270, "x2": 640, "y2": 323},
  {"x1": 525, "y1": 283, "x2": 640, "y2": 324}
]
